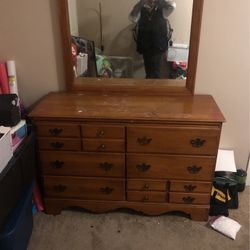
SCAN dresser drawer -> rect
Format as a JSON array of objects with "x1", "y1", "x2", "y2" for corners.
[
  {"x1": 127, "y1": 126, "x2": 220, "y2": 155},
  {"x1": 127, "y1": 154, "x2": 216, "y2": 181},
  {"x1": 38, "y1": 138, "x2": 81, "y2": 151},
  {"x1": 83, "y1": 139, "x2": 125, "y2": 152},
  {"x1": 43, "y1": 177, "x2": 125, "y2": 201},
  {"x1": 127, "y1": 180, "x2": 167, "y2": 191},
  {"x1": 36, "y1": 123, "x2": 80, "y2": 137},
  {"x1": 127, "y1": 191, "x2": 167, "y2": 203},
  {"x1": 170, "y1": 181, "x2": 212, "y2": 193},
  {"x1": 40, "y1": 151, "x2": 125, "y2": 177},
  {"x1": 169, "y1": 192, "x2": 210, "y2": 205},
  {"x1": 81, "y1": 125, "x2": 125, "y2": 139}
]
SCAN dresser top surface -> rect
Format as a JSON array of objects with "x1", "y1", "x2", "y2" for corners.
[{"x1": 29, "y1": 92, "x2": 225, "y2": 123}]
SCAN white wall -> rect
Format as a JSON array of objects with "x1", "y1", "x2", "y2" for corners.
[
  {"x1": 195, "y1": 0, "x2": 250, "y2": 169},
  {"x1": 0, "y1": 0, "x2": 249, "y2": 169}
]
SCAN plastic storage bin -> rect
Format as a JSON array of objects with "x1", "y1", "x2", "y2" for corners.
[{"x1": 0, "y1": 185, "x2": 33, "y2": 250}]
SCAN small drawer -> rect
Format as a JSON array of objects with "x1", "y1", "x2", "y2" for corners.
[
  {"x1": 83, "y1": 139, "x2": 125, "y2": 152},
  {"x1": 127, "y1": 126, "x2": 221, "y2": 155},
  {"x1": 38, "y1": 138, "x2": 81, "y2": 151},
  {"x1": 43, "y1": 176, "x2": 125, "y2": 201},
  {"x1": 81, "y1": 125, "x2": 125, "y2": 139},
  {"x1": 169, "y1": 192, "x2": 210, "y2": 205},
  {"x1": 127, "y1": 191, "x2": 167, "y2": 203},
  {"x1": 127, "y1": 180, "x2": 167, "y2": 191},
  {"x1": 36, "y1": 123, "x2": 80, "y2": 137},
  {"x1": 127, "y1": 154, "x2": 216, "y2": 181},
  {"x1": 40, "y1": 151, "x2": 125, "y2": 177},
  {"x1": 170, "y1": 181, "x2": 212, "y2": 193}
]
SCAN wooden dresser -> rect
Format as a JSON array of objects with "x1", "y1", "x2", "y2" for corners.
[{"x1": 29, "y1": 92, "x2": 225, "y2": 221}]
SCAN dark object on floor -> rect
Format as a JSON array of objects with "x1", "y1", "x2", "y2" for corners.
[
  {"x1": 235, "y1": 169, "x2": 247, "y2": 192},
  {"x1": 0, "y1": 94, "x2": 21, "y2": 127},
  {"x1": 0, "y1": 184, "x2": 33, "y2": 250},
  {"x1": 209, "y1": 177, "x2": 239, "y2": 217}
]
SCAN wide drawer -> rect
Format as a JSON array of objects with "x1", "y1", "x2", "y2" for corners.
[
  {"x1": 127, "y1": 154, "x2": 216, "y2": 181},
  {"x1": 127, "y1": 179, "x2": 167, "y2": 191},
  {"x1": 170, "y1": 180, "x2": 212, "y2": 193},
  {"x1": 82, "y1": 139, "x2": 125, "y2": 152},
  {"x1": 39, "y1": 151, "x2": 125, "y2": 177},
  {"x1": 38, "y1": 138, "x2": 81, "y2": 151},
  {"x1": 81, "y1": 125, "x2": 125, "y2": 139},
  {"x1": 36, "y1": 123, "x2": 80, "y2": 137},
  {"x1": 127, "y1": 126, "x2": 221, "y2": 155},
  {"x1": 127, "y1": 191, "x2": 167, "y2": 203},
  {"x1": 169, "y1": 192, "x2": 210, "y2": 205},
  {"x1": 43, "y1": 176, "x2": 125, "y2": 201}
]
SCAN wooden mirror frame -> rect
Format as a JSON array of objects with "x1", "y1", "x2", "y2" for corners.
[{"x1": 58, "y1": 0, "x2": 204, "y2": 95}]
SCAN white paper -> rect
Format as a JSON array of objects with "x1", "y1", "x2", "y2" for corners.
[{"x1": 215, "y1": 149, "x2": 237, "y2": 172}]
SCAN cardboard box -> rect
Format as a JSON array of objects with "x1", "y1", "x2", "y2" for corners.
[{"x1": 0, "y1": 126, "x2": 13, "y2": 174}]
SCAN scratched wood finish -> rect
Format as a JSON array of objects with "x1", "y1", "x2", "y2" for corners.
[{"x1": 29, "y1": 93, "x2": 225, "y2": 123}]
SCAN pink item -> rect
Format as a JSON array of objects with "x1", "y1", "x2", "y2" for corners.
[
  {"x1": 33, "y1": 179, "x2": 45, "y2": 212},
  {"x1": 0, "y1": 63, "x2": 10, "y2": 93}
]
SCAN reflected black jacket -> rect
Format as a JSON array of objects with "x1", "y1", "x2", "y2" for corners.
[{"x1": 137, "y1": 5, "x2": 168, "y2": 54}]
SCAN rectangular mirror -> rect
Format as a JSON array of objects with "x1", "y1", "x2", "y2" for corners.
[{"x1": 58, "y1": 0, "x2": 204, "y2": 95}]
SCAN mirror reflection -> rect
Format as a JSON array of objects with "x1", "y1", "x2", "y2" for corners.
[{"x1": 68, "y1": 0, "x2": 193, "y2": 81}]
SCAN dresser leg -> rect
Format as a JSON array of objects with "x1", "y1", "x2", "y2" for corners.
[
  {"x1": 190, "y1": 208, "x2": 209, "y2": 221},
  {"x1": 44, "y1": 203, "x2": 62, "y2": 215}
]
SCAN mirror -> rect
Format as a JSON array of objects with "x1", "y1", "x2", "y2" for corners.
[{"x1": 58, "y1": 0, "x2": 204, "y2": 94}]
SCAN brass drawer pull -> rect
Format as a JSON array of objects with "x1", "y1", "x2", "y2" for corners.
[
  {"x1": 137, "y1": 137, "x2": 152, "y2": 146},
  {"x1": 182, "y1": 196, "x2": 195, "y2": 204},
  {"x1": 50, "y1": 160, "x2": 64, "y2": 169},
  {"x1": 184, "y1": 185, "x2": 197, "y2": 192},
  {"x1": 99, "y1": 162, "x2": 113, "y2": 171},
  {"x1": 98, "y1": 130, "x2": 105, "y2": 137},
  {"x1": 142, "y1": 196, "x2": 149, "y2": 202},
  {"x1": 143, "y1": 184, "x2": 150, "y2": 190},
  {"x1": 136, "y1": 163, "x2": 151, "y2": 172},
  {"x1": 100, "y1": 187, "x2": 114, "y2": 195},
  {"x1": 53, "y1": 185, "x2": 66, "y2": 193},
  {"x1": 49, "y1": 128, "x2": 63, "y2": 136},
  {"x1": 190, "y1": 138, "x2": 206, "y2": 148},
  {"x1": 187, "y1": 165, "x2": 202, "y2": 174},
  {"x1": 50, "y1": 142, "x2": 64, "y2": 149}
]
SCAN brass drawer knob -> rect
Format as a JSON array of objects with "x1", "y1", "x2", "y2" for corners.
[
  {"x1": 137, "y1": 137, "x2": 152, "y2": 146},
  {"x1": 99, "y1": 144, "x2": 106, "y2": 150},
  {"x1": 182, "y1": 196, "x2": 195, "y2": 204},
  {"x1": 50, "y1": 160, "x2": 64, "y2": 169},
  {"x1": 190, "y1": 138, "x2": 206, "y2": 148},
  {"x1": 49, "y1": 128, "x2": 63, "y2": 136},
  {"x1": 143, "y1": 184, "x2": 150, "y2": 190},
  {"x1": 99, "y1": 162, "x2": 113, "y2": 171},
  {"x1": 184, "y1": 185, "x2": 197, "y2": 192},
  {"x1": 50, "y1": 142, "x2": 64, "y2": 150},
  {"x1": 98, "y1": 130, "x2": 105, "y2": 137},
  {"x1": 136, "y1": 163, "x2": 151, "y2": 172},
  {"x1": 53, "y1": 185, "x2": 66, "y2": 193},
  {"x1": 100, "y1": 187, "x2": 114, "y2": 195},
  {"x1": 142, "y1": 196, "x2": 149, "y2": 202},
  {"x1": 187, "y1": 165, "x2": 202, "y2": 174}
]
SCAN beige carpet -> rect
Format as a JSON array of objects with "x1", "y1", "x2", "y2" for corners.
[{"x1": 28, "y1": 188, "x2": 249, "y2": 250}]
